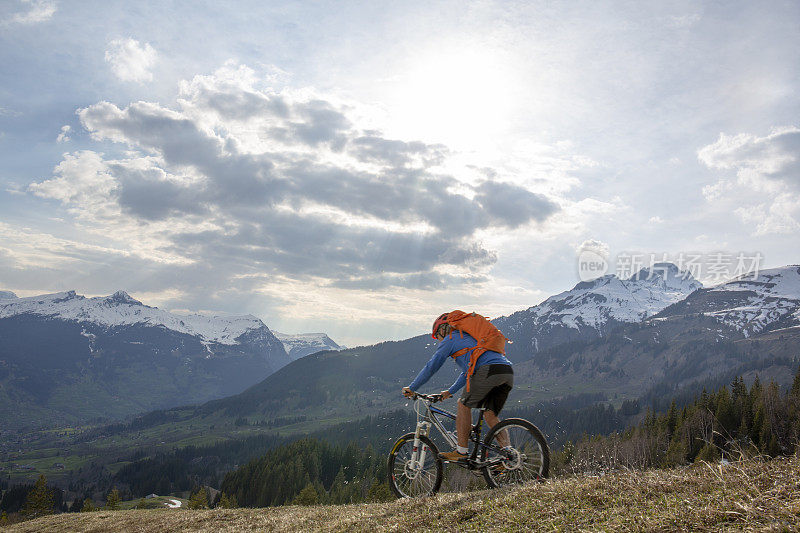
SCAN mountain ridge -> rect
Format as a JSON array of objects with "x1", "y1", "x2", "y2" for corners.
[
  {"x1": 274, "y1": 332, "x2": 345, "y2": 360},
  {"x1": 653, "y1": 264, "x2": 800, "y2": 337},
  {"x1": 0, "y1": 290, "x2": 267, "y2": 346},
  {"x1": 2, "y1": 263, "x2": 797, "y2": 432},
  {"x1": 0, "y1": 290, "x2": 292, "y2": 430},
  {"x1": 495, "y1": 262, "x2": 702, "y2": 355}
]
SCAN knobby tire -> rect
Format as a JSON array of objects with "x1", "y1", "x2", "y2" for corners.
[
  {"x1": 480, "y1": 417, "x2": 550, "y2": 488},
  {"x1": 387, "y1": 433, "x2": 443, "y2": 498}
]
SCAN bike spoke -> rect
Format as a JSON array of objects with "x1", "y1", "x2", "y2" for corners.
[
  {"x1": 482, "y1": 421, "x2": 548, "y2": 487},
  {"x1": 389, "y1": 439, "x2": 442, "y2": 497}
]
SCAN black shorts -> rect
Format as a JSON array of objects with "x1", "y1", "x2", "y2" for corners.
[{"x1": 460, "y1": 364, "x2": 514, "y2": 415}]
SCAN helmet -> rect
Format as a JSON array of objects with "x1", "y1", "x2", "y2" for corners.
[{"x1": 431, "y1": 313, "x2": 449, "y2": 339}]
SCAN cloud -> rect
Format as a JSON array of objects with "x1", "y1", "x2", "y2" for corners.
[
  {"x1": 698, "y1": 127, "x2": 800, "y2": 189},
  {"x1": 350, "y1": 136, "x2": 448, "y2": 168},
  {"x1": 667, "y1": 13, "x2": 701, "y2": 29},
  {"x1": 29, "y1": 63, "x2": 562, "y2": 291},
  {"x1": 734, "y1": 196, "x2": 800, "y2": 236},
  {"x1": 104, "y1": 38, "x2": 157, "y2": 83},
  {"x1": 5, "y1": 0, "x2": 56, "y2": 25},
  {"x1": 0, "y1": 107, "x2": 21, "y2": 117},
  {"x1": 698, "y1": 127, "x2": 800, "y2": 235},
  {"x1": 577, "y1": 239, "x2": 609, "y2": 257},
  {"x1": 330, "y1": 271, "x2": 490, "y2": 290},
  {"x1": 474, "y1": 180, "x2": 559, "y2": 228},
  {"x1": 56, "y1": 125, "x2": 70, "y2": 143},
  {"x1": 29, "y1": 151, "x2": 116, "y2": 212}
]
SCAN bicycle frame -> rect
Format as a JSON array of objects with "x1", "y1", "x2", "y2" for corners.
[
  {"x1": 412, "y1": 397, "x2": 457, "y2": 448},
  {"x1": 408, "y1": 395, "x2": 507, "y2": 470}
]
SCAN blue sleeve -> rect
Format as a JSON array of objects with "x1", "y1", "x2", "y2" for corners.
[
  {"x1": 408, "y1": 337, "x2": 453, "y2": 391},
  {"x1": 449, "y1": 372, "x2": 466, "y2": 395}
]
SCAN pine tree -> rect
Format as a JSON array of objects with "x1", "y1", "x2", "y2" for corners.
[
  {"x1": 766, "y1": 434, "x2": 781, "y2": 457},
  {"x1": 188, "y1": 487, "x2": 209, "y2": 509},
  {"x1": 791, "y1": 367, "x2": 800, "y2": 445},
  {"x1": 216, "y1": 492, "x2": 238, "y2": 509},
  {"x1": 714, "y1": 386, "x2": 736, "y2": 434},
  {"x1": 699, "y1": 388, "x2": 710, "y2": 410},
  {"x1": 21, "y1": 474, "x2": 54, "y2": 519},
  {"x1": 80, "y1": 498, "x2": 96, "y2": 512},
  {"x1": 105, "y1": 488, "x2": 121, "y2": 510},
  {"x1": 366, "y1": 481, "x2": 393, "y2": 502},
  {"x1": 292, "y1": 483, "x2": 319, "y2": 506},
  {"x1": 750, "y1": 376, "x2": 763, "y2": 405},
  {"x1": 731, "y1": 376, "x2": 747, "y2": 401},
  {"x1": 696, "y1": 442, "x2": 720, "y2": 462},
  {"x1": 791, "y1": 366, "x2": 800, "y2": 398},
  {"x1": 328, "y1": 467, "x2": 348, "y2": 504},
  {"x1": 665, "y1": 400, "x2": 678, "y2": 438},
  {"x1": 69, "y1": 498, "x2": 83, "y2": 512}
]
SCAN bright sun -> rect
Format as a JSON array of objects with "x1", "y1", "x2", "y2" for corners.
[{"x1": 385, "y1": 46, "x2": 518, "y2": 149}]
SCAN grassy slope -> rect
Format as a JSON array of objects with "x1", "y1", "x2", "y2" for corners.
[{"x1": 8, "y1": 457, "x2": 800, "y2": 532}]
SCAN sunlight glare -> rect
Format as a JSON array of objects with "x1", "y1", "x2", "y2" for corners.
[{"x1": 386, "y1": 46, "x2": 517, "y2": 149}]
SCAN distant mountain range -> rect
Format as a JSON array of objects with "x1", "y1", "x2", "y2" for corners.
[
  {"x1": 0, "y1": 290, "x2": 342, "y2": 430},
  {"x1": 119, "y1": 264, "x2": 800, "y2": 445},
  {"x1": 653, "y1": 265, "x2": 800, "y2": 337},
  {"x1": 273, "y1": 332, "x2": 345, "y2": 360},
  {"x1": 496, "y1": 262, "x2": 703, "y2": 357},
  {"x1": 2, "y1": 264, "x2": 798, "y2": 433}
]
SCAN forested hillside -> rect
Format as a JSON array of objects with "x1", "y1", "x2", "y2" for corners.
[
  {"x1": 560, "y1": 370, "x2": 800, "y2": 473},
  {"x1": 2, "y1": 365, "x2": 799, "y2": 530},
  {"x1": 4, "y1": 364, "x2": 798, "y2": 517}
]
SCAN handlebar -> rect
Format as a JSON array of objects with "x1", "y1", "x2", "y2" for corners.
[{"x1": 407, "y1": 392, "x2": 444, "y2": 403}]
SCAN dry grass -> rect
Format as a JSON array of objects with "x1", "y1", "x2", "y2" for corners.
[{"x1": 6, "y1": 456, "x2": 800, "y2": 532}]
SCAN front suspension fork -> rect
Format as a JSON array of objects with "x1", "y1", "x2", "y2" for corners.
[{"x1": 412, "y1": 421, "x2": 431, "y2": 470}]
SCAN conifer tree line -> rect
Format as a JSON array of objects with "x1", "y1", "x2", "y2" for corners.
[
  {"x1": 111, "y1": 433, "x2": 288, "y2": 496},
  {"x1": 0, "y1": 475, "x2": 66, "y2": 517},
  {"x1": 556, "y1": 368, "x2": 800, "y2": 473},
  {"x1": 219, "y1": 438, "x2": 392, "y2": 507},
  {"x1": 0, "y1": 474, "x2": 66, "y2": 525}
]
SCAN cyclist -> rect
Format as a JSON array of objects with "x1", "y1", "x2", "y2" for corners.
[{"x1": 402, "y1": 313, "x2": 513, "y2": 462}]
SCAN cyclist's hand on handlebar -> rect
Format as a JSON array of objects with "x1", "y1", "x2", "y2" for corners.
[
  {"x1": 440, "y1": 390, "x2": 452, "y2": 400},
  {"x1": 402, "y1": 387, "x2": 415, "y2": 398}
]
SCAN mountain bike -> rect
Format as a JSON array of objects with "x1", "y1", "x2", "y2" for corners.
[{"x1": 387, "y1": 392, "x2": 550, "y2": 498}]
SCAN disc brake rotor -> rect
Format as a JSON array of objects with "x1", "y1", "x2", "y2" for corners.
[
  {"x1": 403, "y1": 460, "x2": 421, "y2": 479},
  {"x1": 502, "y1": 448, "x2": 523, "y2": 470}
]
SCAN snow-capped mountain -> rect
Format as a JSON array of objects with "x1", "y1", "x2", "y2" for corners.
[
  {"x1": 654, "y1": 265, "x2": 800, "y2": 338},
  {"x1": 0, "y1": 290, "x2": 269, "y2": 346},
  {"x1": 495, "y1": 263, "x2": 702, "y2": 356},
  {"x1": 273, "y1": 332, "x2": 344, "y2": 360},
  {"x1": 0, "y1": 290, "x2": 291, "y2": 430}
]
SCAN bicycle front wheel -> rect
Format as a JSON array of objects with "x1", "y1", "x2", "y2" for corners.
[
  {"x1": 387, "y1": 433, "x2": 443, "y2": 498},
  {"x1": 481, "y1": 418, "x2": 550, "y2": 488}
]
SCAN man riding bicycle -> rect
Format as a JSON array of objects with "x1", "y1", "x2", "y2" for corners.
[{"x1": 403, "y1": 312, "x2": 513, "y2": 462}]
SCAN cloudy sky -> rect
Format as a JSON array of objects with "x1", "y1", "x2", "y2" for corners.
[{"x1": 1, "y1": 1, "x2": 798, "y2": 346}]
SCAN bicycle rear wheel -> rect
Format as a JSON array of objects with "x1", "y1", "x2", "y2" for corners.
[
  {"x1": 481, "y1": 418, "x2": 550, "y2": 488},
  {"x1": 387, "y1": 433, "x2": 443, "y2": 498}
]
